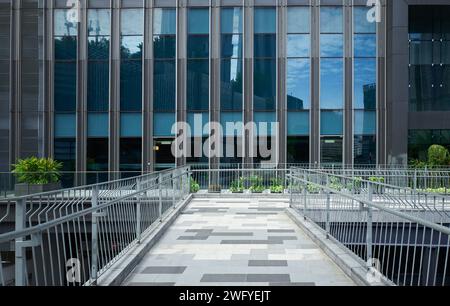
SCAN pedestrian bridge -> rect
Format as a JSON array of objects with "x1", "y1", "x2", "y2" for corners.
[{"x1": 0, "y1": 167, "x2": 449, "y2": 286}]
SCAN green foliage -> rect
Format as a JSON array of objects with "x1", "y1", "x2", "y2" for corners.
[
  {"x1": 409, "y1": 159, "x2": 428, "y2": 169},
  {"x1": 12, "y1": 157, "x2": 62, "y2": 185},
  {"x1": 328, "y1": 176, "x2": 344, "y2": 191},
  {"x1": 307, "y1": 183, "x2": 321, "y2": 194},
  {"x1": 347, "y1": 177, "x2": 362, "y2": 193},
  {"x1": 249, "y1": 175, "x2": 265, "y2": 193},
  {"x1": 270, "y1": 178, "x2": 284, "y2": 194},
  {"x1": 418, "y1": 188, "x2": 449, "y2": 194},
  {"x1": 369, "y1": 176, "x2": 385, "y2": 184},
  {"x1": 230, "y1": 177, "x2": 245, "y2": 193},
  {"x1": 190, "y1": 179, "x2": 200, "y2": 193},
  {"x1": 428, "y1": 145, "x2": 450, "y2": 167}
]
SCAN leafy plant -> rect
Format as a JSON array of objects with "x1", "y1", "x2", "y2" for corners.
[
  {"x1": 190, "y1": 179, "x2": 200, "y2": 193},
  {"x1": 270, "y1": 178, "x2": 284, "y2": 194},
  {"x1": 307, "y1": 183, "x2": 321, "y2": 194},
  {"x1": 428, "y1": 145, "x2": 450, "y2": 167},
  {"x1": 328, "y1": 176, "x2": 344, "y2": 191},
  {"x1": 347, "y1": 177, "x2": 362, "y2": 193},
  {"x1": 230, "y1": 177, "x2": 245, "y2": 193},
  {"x1": 369, "y1": 176, "x2": 385, "y2": 184},
  {"x1": 12, "y1": 157, "x2": 62, "y2": 185},
  {"x1": 249, "y1": 175, "x2": 265, "y2": 193}
]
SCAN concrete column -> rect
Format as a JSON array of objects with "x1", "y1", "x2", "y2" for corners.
[
  {"x1": 43, "y1": 0, "x2": 54, "y2": 158},
  {"x1": 109, "y1": 0, "x2": 121, "y2": 179},
  {"x1": 176, "y1": 0, "x2": 187, "y2": 167},
  {"x1": 277, "y1": 0, "x2": 287, "y2": 166},
  {"x1": 344, "y1": 0, "x2": 353, "y2": 166},
  {"x1": 310, "y1": 0, "x2": 320, "y2": 165},
  {"x1": 10, "y1": 0, "x2": 21, "y2": 165},
  {"x1": 76, "y1": 0, "x2": 88, "y2": 185},
  {"x1": 143, "y1": 0, "x2": 154, "y2": 172},
  {"x1": 210, "y1": 1, "x2": 220, "y2": 171},
  {"x1": 243, "y1": 0, "x2": 254, "y2": 166}
]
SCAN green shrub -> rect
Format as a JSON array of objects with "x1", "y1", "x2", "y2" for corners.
[
  {"x1": 307, "y1": 183, "x2": 321, "y2": 194},
  {"x1": 428, "y1": 145, "x2": 450, "y2": 167},
  {"x1": 230, "y1": 177, "x2": 245, "y2": 193},
  {"x1": 270, "y1": 178, "x2": 284, "y2": 193},
  {"x1": 369, "y1": 176, "x2": 385, "y2": 184},
  {"x1": 328, "y1": 176, "x2": 344, "y2": 191},
  {"x1": 409, "y1": 159, "x2": 428, "y2": 169},
  {"x1": 249, "y1": 175, "x2": 265, "y2": 193},
  {"x1": 190, "y1": 179, "x2": 200, "y2": 193},
  {"x1": 12, "y1": 157, "x2": 62, "y2": 185}
]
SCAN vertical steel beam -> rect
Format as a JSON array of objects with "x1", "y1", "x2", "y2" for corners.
[
  {"x1": 109, "y1": 0, "x2": 121, "y2": 180},
  {"x1": 143, "y1": 0, "x2": 154, "y2": 172},
  {"x1": 310, "y1": 0, "x2": 320, "y2": 165},
  {"x1": 176, "y1": 0, "x2": 187, "y2": 167},
  {"x1": 243, "y1": 0, "x2": 254, "y2": 166},
  {"x1": 90, "y1": 186, "x2": 99, "y2": 285},
  {"x1": 277, "y1": 0, "x2": 287, "y2": 166},
  {"x1": 344, "y1": 0, "x2": 353, "y2": 166},
  {"x1": 10, "y1": 0, "x2": 21, "y2": 165}
]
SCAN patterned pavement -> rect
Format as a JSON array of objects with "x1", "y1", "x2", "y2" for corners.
[{"x1": 123, "y1": 197, "x2": 355, "y2": 286}]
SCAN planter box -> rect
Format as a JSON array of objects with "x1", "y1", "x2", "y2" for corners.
[{"x1": 15, "y1": 182, "x2": 62, "y2": 197}]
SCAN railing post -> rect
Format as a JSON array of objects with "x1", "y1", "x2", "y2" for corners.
[
  {"x1": 136, "y1": 178, "x2": 142, "y2": 244},
  {"x1": 172, "y1": 172, "x2": 176, "y2": 209},
  {"x1": 90, "y1": 186, "x2": 99, "y2": 285},
  {"x1": 15, "y1": 198, "x2": 26, "y2": 286},
  {"x1": 366, "y1": 204, "x2": 373, "y2": 268},
  {"x1": 159, "y1": 173, "x2": 163, "y2": 222},
  {"x1": 326, "y1": 192, "x2": 330, "y2": 238}
]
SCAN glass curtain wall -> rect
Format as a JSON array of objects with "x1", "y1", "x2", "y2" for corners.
[
  {"x1": 186, "y1": 8, "x2": 209, "y2": 164},
  {"x1": 153, "y1": 8, "x2": 176, "y2": 170},
  {"x1": 353, "y1": 6, "x2": 377, "y2": 165},
  {"x1": 87, "y1": 9, "x2": 110, "y2": 181},
  {"x1": 120, "y1": 9, "x2": 143, "y2": 175},
  {"x1": 254, "y1": 7, "x2": 276, "y2": 164},
  {"x1": 320, "y1": 5, "x2": 344, "y2": 164},
  {"x1": 54, "y1": 9, "x2": 77, "y2": 184},
  {"x1": 220, "y1": 7, "x2": 243, "y2": 164},
  {"x1": 286, "y1": 6, "x2": 310, "y2": 164},
  {"x1": 409, "y1": 6, "x2": 450, "y2": 111}
]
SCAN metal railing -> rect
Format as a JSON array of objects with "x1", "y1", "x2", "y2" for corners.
[
  {"x1": 289, "y1": 168, "x2": 450, "y2": 286},
  {"x1": 0, "y1": 167, "x2": 190, "y2": 286}
]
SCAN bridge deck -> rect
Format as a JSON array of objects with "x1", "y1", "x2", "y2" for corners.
[{"x1": 123, "y1": 197, "x2": 355, "y2": 286}]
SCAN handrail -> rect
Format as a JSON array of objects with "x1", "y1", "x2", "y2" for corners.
[{"x1": 289, "y1": 172, "x2": 450, "y2": 236}]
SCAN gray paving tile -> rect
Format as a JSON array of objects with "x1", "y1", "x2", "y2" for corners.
[
  {"x1": 269, "y1": 282, "x2": 315, "y2": 286},
  {"x1": 220, "y1": 240, "x2": 284, "y2": 245},
  {"x1": 128, "y1": 282, "x2": 176, "y2": 286},
  {"x1": 248, "y1": 260, "x2": 288, "y2": 267},
  {"x1": 267, "y1": 229, "x2": 296, "y2": 233},
  {"x1": 141, "y1": 266, "x2": 187, "y2": 274},
  {"x1": 177, "y1": 236, "x2": 209, "y2": 240},
  {"x1": 247, "y1": 274, "x2": 291, "y2": 282},
  {"x1": 200, "y1": 274, "x2": 247, "y2": 282},
  {"x1": 210, "y1": 232, "x2": 254, "y2": 237}
]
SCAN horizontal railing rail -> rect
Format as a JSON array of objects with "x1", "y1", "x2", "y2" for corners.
[
  {"x1": 289, "y1": 168, "x2": 450, "y2": 286},
  {"x1": 0, "y1": 167, "x2": 190, "y2": 286}
]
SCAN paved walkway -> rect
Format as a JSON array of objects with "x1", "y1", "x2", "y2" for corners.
[{"x1": 123, "y1": 197, "x2": 355, "y2": 286}]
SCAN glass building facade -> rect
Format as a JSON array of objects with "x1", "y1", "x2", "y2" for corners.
[{"x1": 4, "y1": 0, "x2": 450, "y2": 177}]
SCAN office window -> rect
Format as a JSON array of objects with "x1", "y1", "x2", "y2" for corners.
[
  {"x1": 254, "y1": 7, "x2": 276, "y2": 112},
  {"x1": 354, "y1": 6, "x2": 377, "y2": 165},
  {"x1": 120, "y1": 138, "x2": 142, "y2": 173},
  {"x1": 187, "y1": 8, "x2": 209, "y2": 114},
  {"x1": 221, "y1": 7, "x2": 242, "y2": 114},
  {"x1": 287, "y1": 137, "x2": 309, "y2": 164},
  {"x1": 320, "y1": 4, "x2": 343, "y2": 165},
  {"x1": 409, "y1": 6, "x2": 450, "y2": 111}
]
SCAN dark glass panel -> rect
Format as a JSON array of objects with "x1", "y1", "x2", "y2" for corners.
[
  {"x1": 120, "y1": 138, "x2": 142, "y2": 172},
  {"x1": 221, "y1": 34, "x2": 243, "y2": 58},
  {"x1": 87, "y1": 61, "x2": 109, "y2": 112},
  {"x1": 87, "y1": 138, "x2": 109, "y2": 171},
  {"x1": 287, "y1": 136, "x2": 309, "y2": 164},
  {"x1": 153, "y1": 35, "x2": 176, "y2": 59},
  {"x1": 187, "y1": 35, "x2": 209, "y2": 58},
  {"x1": 254, "y1": 59, "x2": 276, "y2": 111},
  {"x1": 153, "y1": 8, "x2": 176, "y2": 35},
  {"x1": 321, "y1": 136, "x2": 343, "y2": 164},
  {"x1": 54, "y1": 138, "x2": 76, "y2": 188},
  {"x1": 54, "y1": 36, "x2": 77, "y2": 60},
  {"x1": 188, "y1": 8, "x2": 209, "y2": 34},
  {"x1": 88, "y1": 37, "x2": 110, "y2": 60},
  {"x1": 187, "y1": 59, "x2": 209, "y2": 111},
  {"x1": 254, "y1": 7, "x2": 276, "y2": 34},
  {"x1": 221, "y1": 59, "x2": 243, "y2": 111},
  {"x1": 120, "y1": 60, "x2": 142, "y2": 111},
  {"x1": 354, "y1": 135, "x2": 376, "y2": 165},
  {"x1": 254, "y1": 34, "x2": 276, "y2": 58},
  {"x1": 155, "y1": 138, "x2": 176, "y2": 165},
  {"x1": 154, "y1": 60, "x2": 176, "y2": 112},
  {"x1": 54, "y1": 62, "x2": 77, "y2": 112}
]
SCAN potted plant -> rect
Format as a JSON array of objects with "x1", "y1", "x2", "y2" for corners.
[
  {"x1": 369, "y1": 176, "x2": 385, "y2": 194},
  {"x1": 270, "y1": 178, "x2": 284, "y2": 194},
  {"x1": 13, "y1": 157, "x2": 63, "y2": 196},
  {"x1": 190, "y1": 179, "x2": 200, "y2": 193},
  {"x1": 249, "y1": 175, "x2": 265, "y2": 193},
  {"x1": 230, "y1": 177, "x2": 245, "y2": 193}
]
